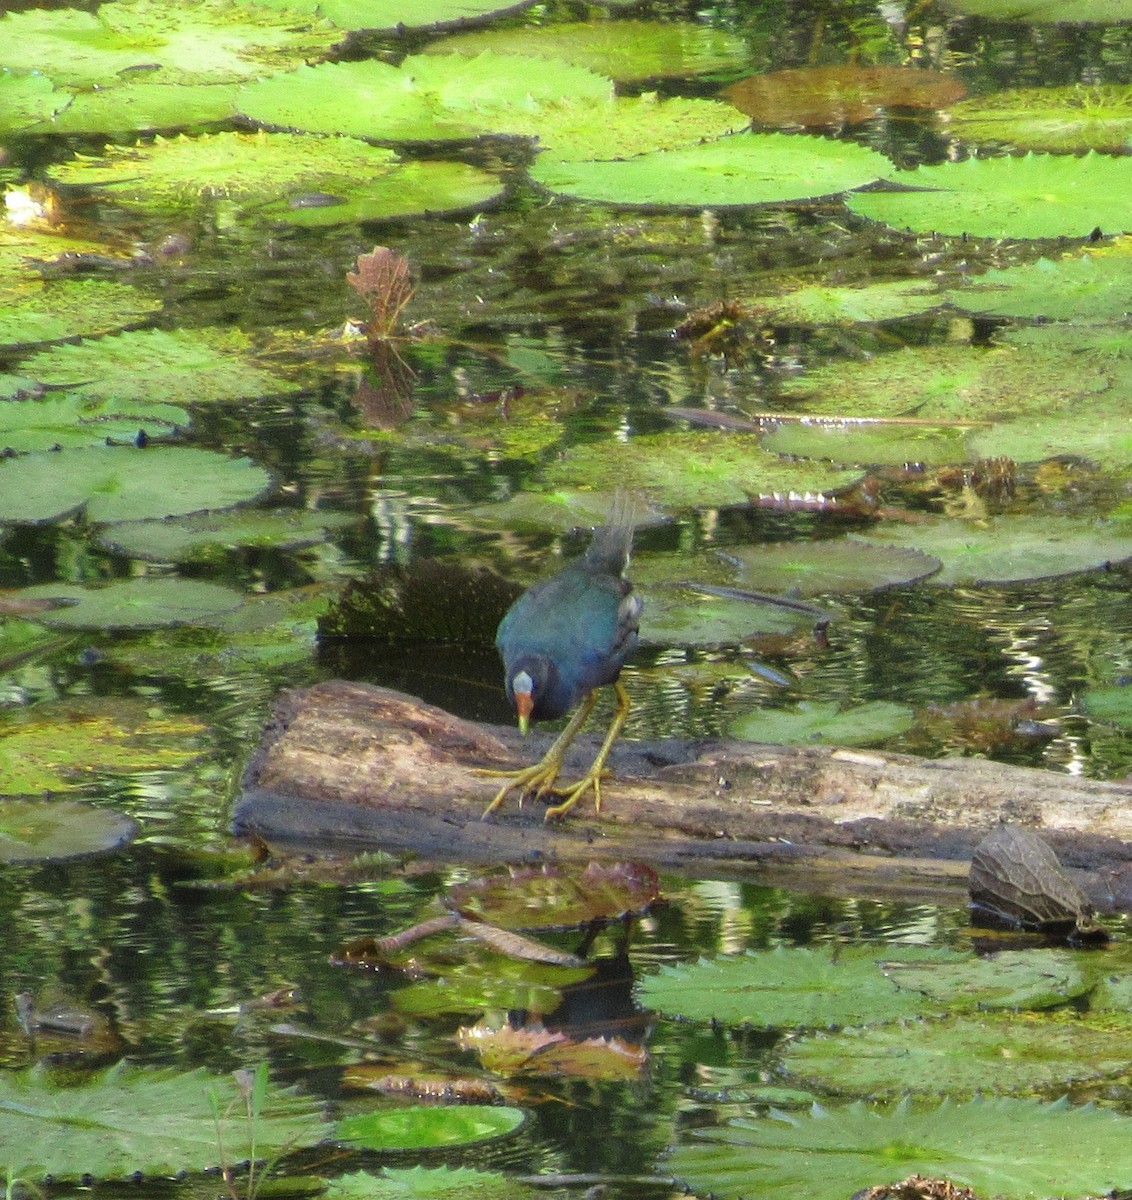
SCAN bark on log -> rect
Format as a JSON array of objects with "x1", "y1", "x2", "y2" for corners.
[{"x1": 235, "y1": 680, "x2": 1132, "y2": 906}]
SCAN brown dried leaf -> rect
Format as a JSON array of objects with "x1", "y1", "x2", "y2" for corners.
[
  {"x1": 969, "y1": 824, "x2": 1090, "y2": 931},
  {"x1": 457, "y1": 1021, "x2": 569, "y2": 1073},
  {"x1": 346, "y1": 246, "x2": 415, "y2": 340}
]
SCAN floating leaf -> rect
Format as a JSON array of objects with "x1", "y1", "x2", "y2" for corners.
[
  {"x1": 96, "y1": 509, "x2": 356, "y2": 562},
  {"x1": 950, "y1": 84, "x2": 1132, "y2": 153},
  {"x1": 465, "y1": 490, "x2": 670, "y2": 535},
  {"x1": 336, "y1": 1105, "x2": 525, "y2": 1151},
  {"x1": 0, "y1": 696, "x2": 204, "y2": 793},
  {"x1": 0, "y1": 1061, "x2": 327, "y2": 1181},
  {"x1": 533, "y1": 131, "x2": 892, "y2": 208},
  {"x1": 545, "y1": 432, "x2": 863, "y2": 509},
  {"x1": 775, "y1": 342, "x2": 1121, "y2": 422},
  {"x1": 636, "y1": 946, "x2": 947, "y2": 1029},
  {"x1": 0, "y1": 446, "x2": 272, "y2": 524},
  {"x1": 327, "y1": 1167, "x2": 534, "y2": 1200},
  {"x1": 723, "y1": 65, "x2": 965, "y2": 129},
  {"x1": 40, "y1": 82, "x2": 240, "y2": 135},
  {"x1": 0, "y1": 0, "x2": 340, "y2": 87},
  {"x1": 0, "y1": 799, "x2": 135, "y2": 862},
  {"x1": 0, "y1": 393, "x2": 187, "y2": 451},
  {"x1": 22, "y1": 327, "x2": 300, "y2": 407},
  {"x1": 942, "y1": 0, "x2": 1132, "y2": 22},
  {"x1": 16, "y1": 578, "x2": 245, "y2": 630},
  {"x1": 730, "y1": 700, "x2": 915, "y2": 746},
  {"x1": 757, "y1": 278, "x2": 943, "y2": 325},
  {"x1": 427, "y1": 21, "x2": 748, "y2": 82},
  {"x1": 763, "y1": 419, "x2": 971, "y2": 467},
  {"x1": 724, "y1": 537, "x2": 941, "y2": 595},
  {"x1": 668, "y1": 1097, "x2": 1132, "y2": 1200},
  {"x1": 969, "y1": 408, "x2": 1132, "y2": 469},
  {"x1": 882, "y1": 948, "x2": 1091, "y2": 1010},
  {"x1": 458, "y1": 1022, "x2": 646, "y2": 1080},
  {"x1": 1081, "y1": 684, "x2": 1132, "y2": 727},
  {"x1": 509, "y1": 94, "x2": 745, "y2": 160},
  {"x1": 0, "y1": 278, "x2": 161, "y2": 350},
  {"x1": 855, "y1": 515, "x2": 1132, "y2": 584},
  {"x1": 848, "y1": 152, "x2": 1132, "y2": 239},
  {"x1": 49, "y1": 132, "x2": 502, "y2": 226},
  {"x1": 238, "y1": 55, "x2": 612, "y2": 144},
  {"x1": 944, "y1": 251, "x2": 1132, "y2": 321},
  {"x1": 0, "y1": 69, "x2": 69, "y2": 134},
  {"x1": 447, "y1": 863, "x2": 661, "y2": 930},
  {"x1": 783, "y1": 1013, "x2": 1131, "y2": 1098},
  {"x1": 250, "y1": 0, "x2": 538, "y2": 34}
]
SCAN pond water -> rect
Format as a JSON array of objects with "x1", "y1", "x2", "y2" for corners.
[{"x1": 3, "y1": 0, "x2": 1132, "y2": 1196}]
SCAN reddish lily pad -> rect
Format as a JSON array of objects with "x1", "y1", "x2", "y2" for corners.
[
  {"x1": 722, "y1": 66, "x2": 965, "y2": 129},
  {"x1": 447, "y1": 862, "x2": 661, "y2": 930}
]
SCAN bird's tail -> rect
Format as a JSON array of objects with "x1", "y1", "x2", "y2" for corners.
[{"x1": 583, "y1": 489, "x2": 638, "y2": 576}]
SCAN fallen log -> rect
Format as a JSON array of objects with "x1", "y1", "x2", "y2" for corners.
[{"x1": 234, "y1": 680, "x2": 1132, "y2": 906}]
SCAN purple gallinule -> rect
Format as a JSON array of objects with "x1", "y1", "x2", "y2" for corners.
[{"x1": 481, "y1": 494, "x2": 643, "y2": 821}]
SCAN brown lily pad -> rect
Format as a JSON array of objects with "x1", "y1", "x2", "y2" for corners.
[
  {"x1": 722, "y1": 65, "x2": 965, "y2": 129},
  {"x1": 446, "y1": 862, "x2": 661, "y2": 930}
]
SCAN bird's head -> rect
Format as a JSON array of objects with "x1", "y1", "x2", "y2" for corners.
[{"x1": 506, "y1": 656, "x2": 553, "y2": 735}]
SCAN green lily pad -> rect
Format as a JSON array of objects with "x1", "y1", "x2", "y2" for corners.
[
  {"x1": 0, "y1": 799, "x2": 135, "y2": 862},
  {"x1": 0, "y1": 696, "x2": 204, "y2": 793},
  {"x1": 763, "y1": 420, "x2": 971, "y2": 467},
  {"x1": 855, "y1": 514, "x2": 1132, "y2": 585},
  {"x1": 848, "y1": 152, "x2": 1132, "y2": 239},
  {"x1": 668, "y1": 1097, "x2": 1132, "y2": 1200},
  {"x1": 0, "y1": 0, "x2": 340, "y2": 88},
  {"x1": 0, "y1": 69, "x2": 69, "y2": 134},
  {"x1": 250, "y1": 0, "x2": 537, "y2": 34},
  {"x1": 0, "y1": 1061, "x2": 327, "y2": 1181},
  {"x1": 508, "y1": 94, "x2": 746, "y2": 161},
  {"x1": 944, "y1": 250, "x2": 1132, "y2": 321},
  {"x1": 0, "y1": 278, "x2": 161, "y2": 350},
  {"x1": 724, "y1": 537, "x2": 941, "y2": 595},
  {"x1": 97, "y1": 509, "x2": 356, "y2": 562},
  {"x1": 640, "y1": 585, "x2": 813, "y2": 647},
  {"x1": 0, "y1": 393, "x2": 187, "y2": 452},
  {"x1": 942, "y1": 0, "x2": 1132, "y2": 21},
  {"x1": 969, "y1": 408, "x2": 1132, "y2": 469},
  {"x1": 783, "y1": 1012, "x2": 1132, "y2": 1098},
  {"x1": 39, "y1": 82, "x2": 241, "y2": 135},
  {"x1": 637, "y1": 945, "x2": 947, "y2": 1029},
  {"x1": 0, "y1": 446, "x2": 272, "y2": 525},
  {"x1": 238, "y1": 55, "x2": 612, "y2": 144},
  {"x1": 775, "y1": 342, "x2": 1120, "y2": 422},
  {"x1": 17, "y1": 578, "x2": 245, "y2": 630},
  {"x1": 426, "y1": 21, "x2": 748, "y2": 83},
  {"x1": 730, "y1": 700, "x2": 915, "y2": 745},
  {"x1": 545, "y1": 432, "x2": 863, "y2": 509},
  {"x1": 336, "y1": 1105, "x2": 525, "y2": 1151},
  {"x1": 49, "y1": 131, "x2": 503, "y2": 225},
  {"x1": 950, "y1": 84, "x2": 1132, "y2": 153},
  {"x1": 757, "y1": 278, "x2": 943, "y2": 325},
  {"x1": 21, "y1": 327, "x2": 300, "y2": 407},
  {"x1": 465, "y1": 490, "x2": 670, "y2": 535},
  {"x1": 882, "y1": 948, "x2": 1092, "y2": 1010},
  {"x1": 1081, "y1": 684, "x2": 1132, "y2": 727},
  {"x1": 533, "y1": 131, "x2": 892, "y2": 209},
  {"x1": 328, "y1": 1168, "x2": 534, "y2": 1200}
]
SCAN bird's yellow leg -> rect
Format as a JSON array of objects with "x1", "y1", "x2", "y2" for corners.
[
  {"x1": 478, "y1": 691, "x2": 598, "y2": 818},
  {"x1": 544, "y1": 682, "x2": 631, "y2": 821}
]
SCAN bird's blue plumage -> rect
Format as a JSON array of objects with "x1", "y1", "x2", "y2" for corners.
[{"x1": 496, "y1": 505, "x2": 642, "y2": 722}]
